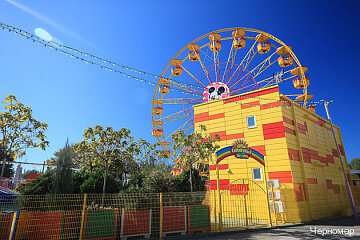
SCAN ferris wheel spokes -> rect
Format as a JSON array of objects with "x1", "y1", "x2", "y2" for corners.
[
  {"x1": 180, "y1": 65, "x2": 207, "y2": 88},
  {"x1": 160, "y1": 98, "x2": 203, "y2": 105},
  {"x1": 160, "y1": 107, "x2": 193, "y2": 125},
  {"x1": 153, "y1": 28, "x2": 312, "y2": 163},
  {"x1": 196, "y1": 49, "x2": 213, "y2": 84},
  {"x1": 229, "y1": 52, "x2": 277, "y2": 91},
  {"x1": 163, "y1": 117, "x2": 194, "y2": 142}
]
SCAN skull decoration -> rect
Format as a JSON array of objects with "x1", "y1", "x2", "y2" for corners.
[{"x1": 203, "y1": 82, "x2": 230, "y2": 103}]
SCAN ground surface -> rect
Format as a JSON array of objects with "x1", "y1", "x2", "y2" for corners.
[{"x1": 172, "y1": 217, "x2": 360, "y2": 240}]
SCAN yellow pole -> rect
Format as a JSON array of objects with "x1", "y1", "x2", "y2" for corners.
[
  {"x1": 243, "y1": 179, "x2": 249, "y2": 227},
  {"x1": 216, "y1": 164, "x2": 223, "y2": 232},
  {"x1": 79, "y1": 193, "x2": 87, "y2": 240},
  {"x1": 263, "y1": 166, "x2": 273, "y2": 227},
  {"x1": 8, "y1": 212, "x2": 17, "y2": 240},
  {"x1": 324, "y1": 102, "x2": 358, "y2": 220},
  {"x1": 213, "y1": 190, "x2": 217, "y2": 231},
  {"x1": 160, "y1": 192, "x2": 163, "y2": 240},
  {"x1": 271, "y1": 183, "x2": 277, "y2": 226}
]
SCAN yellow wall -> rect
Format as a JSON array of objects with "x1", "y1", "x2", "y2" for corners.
[{"x1": 194, "y1": 86, "x2": 353, "y2": 223}]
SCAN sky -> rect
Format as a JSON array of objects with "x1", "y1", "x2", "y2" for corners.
[{"x1": 0, "y1": 0, "x2": 360, "y2": 172}]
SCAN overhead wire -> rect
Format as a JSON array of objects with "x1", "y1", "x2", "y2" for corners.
[{"x1": 0, "y1": 22, "x2": 331, "y2": 107}]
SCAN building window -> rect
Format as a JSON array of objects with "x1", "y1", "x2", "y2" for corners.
[
  {"x1": 247, "y1": 116, "x2": 256, "y2": 128},
  {"x1": 252, "y1": 168, "x2": 262, "y2": 181}
]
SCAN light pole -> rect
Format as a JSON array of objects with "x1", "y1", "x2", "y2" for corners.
[{"x1": 324, "y1": 101, "x2": 358, "y2": 220}]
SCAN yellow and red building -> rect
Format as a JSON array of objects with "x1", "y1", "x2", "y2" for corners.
[{"x1": 194, "y1": 85, "x2": 354, "y2": 223}]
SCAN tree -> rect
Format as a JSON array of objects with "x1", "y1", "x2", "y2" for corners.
[
  {"x1": 74, "y1": 126, "x2": 135, "y2": 204},
  {"x1": 143, "y1": 171, "x2": 175, "y2": 193},
  {"x1": 18, "y1": 170, "x2": 55, "y2": 195},
  {"x1": 22, "y1": 169, "x2": 40, "y2": 179},
  {"x1": 349, "y1": 158, "x2": 360, "y2": 180},
  {"x1": 349, "y1": 158, "x2": 360, "y2": 170},
  {"x1": 171, "y1": 125, "x2": 220, "y2": 192},
  {"x1": 132, "y1": 139, "x2": 170, "y2": 171},
  {"x1": 0, "y1": 95, "x2": 49, "y2": 183},
  {"x1": 174, "y1": 168, "x2": 206, "y2": 192},
  {"x1": 79, "y1": 168, "x2": 121, "y2": 194},
  {"x1": 0, "y1": 146, "x2": 14, "y2": 178},
  {"x1": 53, "y1": 140, "x2": 74, "y2": 194},
  {"x1": 73, "y1": 149, "x2": 98, "y2": 172}
]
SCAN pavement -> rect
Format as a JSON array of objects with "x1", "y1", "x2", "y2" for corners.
[{"x1": 171, "y1": 217, "x2": 360, "y2": 240}]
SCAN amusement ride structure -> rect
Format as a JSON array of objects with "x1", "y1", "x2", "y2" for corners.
[
  {"x1": 0, "y1": 23, "x2": 314, "y2": 177},
  {"x1": 151, "y1": 28, "x2": 313, "y2": 175}
]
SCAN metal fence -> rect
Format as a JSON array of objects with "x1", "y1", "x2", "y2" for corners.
[
  {"x1": 1, "y1": 180, "x2": 359, "y2": 239},
  {"x1": 1, "y1": 192, "x2": 212, "y2": 239}
]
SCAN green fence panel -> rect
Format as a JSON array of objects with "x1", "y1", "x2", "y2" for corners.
[
  {"x1": 83, "y1": 209, "x2": 118, "y2": 240},
  {"x1": 187, "y1": 205, "x2": 210, "y2": 233}
]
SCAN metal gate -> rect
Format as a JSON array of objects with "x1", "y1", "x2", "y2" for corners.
[{"x1": 215, "y1": 179, "x2": 271, "y2": 231}]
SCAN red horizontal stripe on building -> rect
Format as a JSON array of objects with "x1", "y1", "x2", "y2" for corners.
[
  {"x1": 210, "y1": 131, "x2": 226, "y2": 137},
  {"x1": 301, "y1": 147, "x2": 335, "y2": 166},
  {"x1": 252, "y1": 145, "x2": 266, "y2": 156},
  {"x1": 288, "y1": 148, "x2": 300, "y2": 161},
  {"x1": 283, "y1": 116, "x2": 295, "y2": 125},
  {"x1": 263, "y1": 126, "x2": 285, "y2": 135},
  {"x1": 263, "y1": 122, "x2": 284, "y2": 130},
  {"x1": 297, "y1": 122, "x2": 307, "y2": 135},
  {"x1": 260, "y1": 101, "x2": 281, "y2": 110},
  {"x1": 219, "y1": 179, "x2": 229, "y2": 185},
  {"x1": 209, "y1": 113, "x2": 225, "y2": 120},
  {"x1": 194, "y1": 112, "x2": 209, "y2": 123},
  {"x1": 218, "y1": 164, "x2": 229, "y2": 170},
  {"x1": 195, "y1": 112, "x2": 209, "y2": 118},
  {"x1": 264, "y1": 132, "x2": 285, "y2": 140},
  {"x1": 209, "y1": 165, "x2": 216, "y2": 171},
  {"x1": 224, "y1": 87, "x2": 278, "y2": 104},
  {"x1": 257, "y1": 87, "x2": 279, "y2": 96},
  {"x1": 210, "y1": 179, "x2": 230, "y2": 190},
  {"x1": 210, "y1": 180, "x2": 217, "y2": 190},
  {"x1": 307, "y1": 178, "x2": 318, "y2": 184},
  {"x1": 284, "y1": 127, "x2": 296, "y2": 136},
  {"x1": 224, "y1": 96, "x2": 241, "y2": 104},
  {"x1": 225, "y1": 133, "x2": 244, "y2": 140},
  {"x1": 194, "y1": 117, "x2": 209, "y2": 123},
  {"x1": 241, "y1": 100, "x2": 260, "y2": 109},
  {"x1": 269, "y1": 171, "x2": 292, "y2": 183},
  {"x1": 263, "y1": 122, "x2": 285, "y2": 140}
]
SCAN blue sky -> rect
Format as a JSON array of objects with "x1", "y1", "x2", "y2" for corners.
[{"x1": 0, "y1": 0, "x2": 359, "y2": 171}]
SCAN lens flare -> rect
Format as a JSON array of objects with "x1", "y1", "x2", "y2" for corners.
[{"x1": 34, "y1": 27, "x2": 52, "y2": 41}]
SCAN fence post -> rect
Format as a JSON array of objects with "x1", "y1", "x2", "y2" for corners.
[
  {"x1": 212, "y1": 190, "x2": 217, "y2": 231},
  {"x1": 243, "y1": 179, "x2": 248, "y2": 227},
  {"x1": 271, "y1": 183, "x2": 277, "y2": 227},
  {"x1": 79, "y1": 193, "x2": 87, "y2": 240},
  {"x1": 160, "y1": 193, "x2": 163, "y2": 240},
  {"x1": 8, "y1": 212, "x2": 17, "y2": 240},
  {"x1": 263, "y1": 168, "x2": 273, "y2": 227}
]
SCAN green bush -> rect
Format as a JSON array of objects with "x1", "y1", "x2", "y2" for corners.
[
  {"x1": 79, "y1": 168, "x2": 121, "y2": 194},
  {"x1": 143, "y1": 171, "x2": 175, "y2": 193},
  {"x1": 174, "y1": 168, "x2": 206, "y2": 192},
  {"x1": 18, "y1": 170, "x2": 55, "y2": 195}
]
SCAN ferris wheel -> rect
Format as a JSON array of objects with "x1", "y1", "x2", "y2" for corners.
[{"x1": 151, "y1": 27, "x2": 312, "y2": 166}]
